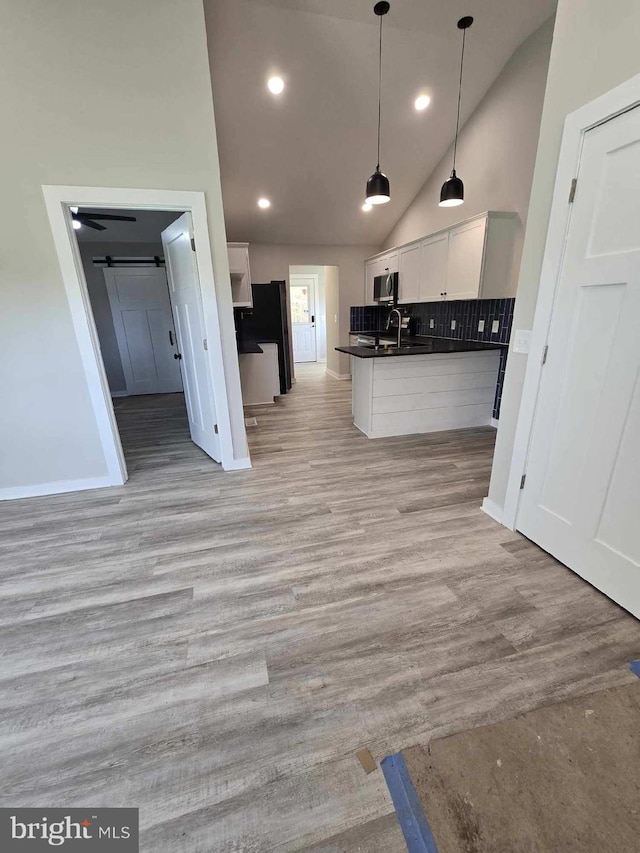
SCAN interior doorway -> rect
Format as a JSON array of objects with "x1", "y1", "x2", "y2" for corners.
[
  {"x1": 289, "y1": 266, "x2": 329, "y2": 365},
  {"x1": 42, "y1": 185, "x2": 242, "y2": 489},
  {"x1": 74, "y1": 206, "x2": 223, "y2": 467}
]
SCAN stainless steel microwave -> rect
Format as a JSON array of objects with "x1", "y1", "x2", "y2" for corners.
[{"x1": 373, "y1": 271, "x2": 398, "y2": 303}]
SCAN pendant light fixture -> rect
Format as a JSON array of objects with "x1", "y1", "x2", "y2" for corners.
[
  {"x1": 440, "y1": 16, "x2": 473, "y2": 207},
  {"x1": 365, "y1": 1, "x2": 391, "y2": 205}
]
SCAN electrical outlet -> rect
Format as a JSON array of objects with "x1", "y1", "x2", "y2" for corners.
[
  {"x1": 491, "y1": 320, "x2": 500, "y2": 334},
  {"x1": 478, "y1": 319, "x2": 485, "y2": 333},
  {"x1": 429, "y1": 318, "x2": 435, "y2": 329},
  {"x1": 451, "y1": 319, "x2": 457, "y2": 331}
]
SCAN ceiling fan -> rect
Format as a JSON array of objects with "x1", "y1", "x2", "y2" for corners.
[{"x1": 71, "y1": 208, "x2": 137, "y2": 231}]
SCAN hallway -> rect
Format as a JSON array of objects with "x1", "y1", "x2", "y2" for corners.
[{"x1": 1, "y1": 366, "x2": 639, "y2": 852}]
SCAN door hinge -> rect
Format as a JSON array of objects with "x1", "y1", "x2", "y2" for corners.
[
  {"x1": 568, "y1": 178, "x2": 577, "y2": 203},
  {"x1": 190, "y1": 237, "x2": 196, "y2": 252},
  {"x1": 520, "y1": 474, "x2": 527, "y2": 490},
  {"x1": 541, "y1": 344, "x2": 549, "y2": 365},
  {"x1": 203, "y1": 338, "x2": 208, "y2": 351},
  {"x1": 214, "y1": 424, "x2": 219, "y2": 434}
]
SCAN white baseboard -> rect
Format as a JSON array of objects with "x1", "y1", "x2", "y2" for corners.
[
  {"x1": 481, "y1": 497, "x2": 503, "y2": 525},
  {"x1": 490, "y1": 417, "x2": 499, "y2": 428},
  {"x1": 0, "y1": 475, "x2": 116, "y2": 501},
  {"x1": 223, "y1": 456, "x2": 252, "y2": 471},
  {"x1": 111, "y1": 390, "x2": 128, "y2": 398},
  {"x1": 326, "y1": 368, "x2": 351, "y2": 381}
]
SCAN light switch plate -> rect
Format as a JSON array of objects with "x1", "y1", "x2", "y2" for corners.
[
  {"x1": 513, "y1": 329, "x2": 532, "y2": 354},
  {"x1": 451, "y1": 319, "x2": 456, "y2": 331},
  {"x1": 491, "y1": 320, "x2": 500, "y2": 334},
  {"x1": 478, "y1": 319, "x2": 485, "y2": 333},
  {"x1": 429, "y1": 318, "x2": 435, "y2": 329}
]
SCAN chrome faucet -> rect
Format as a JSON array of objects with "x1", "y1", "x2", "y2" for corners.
[{"x1": 389, "y1": 307, "x2": 403, "y2": 347}]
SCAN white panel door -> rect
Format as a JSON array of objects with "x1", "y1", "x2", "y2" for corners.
[
  {"x1": 161, "y1": 213, "x2": 221, "y2": 462},
  {"x1": 290, "y1": 275, "x2": 317, "y2": 363},
  {"x1": 420, "y1": 233, "x2": 449, "y2": 302},
  {"x1": 517, "y1": 106, "x2": 640, "y2": 618},
  {"x1": 446, "y1": 216, "x2": 487, "y2": 300},
  {"x1": 398, "y1": 241, "x2": 421, "y2": 304},
  {"x1": 104, "y1": 267, "x2": 183, "y2": 396}
]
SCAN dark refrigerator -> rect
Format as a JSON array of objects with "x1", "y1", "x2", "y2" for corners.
[{"x1": 235, "y1": 281, "x2": 292, "y2": 395}]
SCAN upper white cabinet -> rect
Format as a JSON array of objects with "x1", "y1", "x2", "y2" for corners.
[
  {"x1": 364, "y1": 249, "x2": 399, "y2": 304},
  {"x1": 365, "y1": 212, "x2": 516, "y2": 305},
  {"x1": 446, "y1": 217, "x2": 487, "y2": 301},
  {"x1": 398, "y1": 241, "x2": 421, "y2": 304},
  {"x1": 419, "y1": 232, "x2": 449, "y2": 302},
  {"x1": 228, "y1": 242, "x2": 252, "y2": 307}
]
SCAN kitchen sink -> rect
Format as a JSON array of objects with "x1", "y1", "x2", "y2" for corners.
[{"x1": 360, "y1": 341, "x2": 424, "y2": 350}]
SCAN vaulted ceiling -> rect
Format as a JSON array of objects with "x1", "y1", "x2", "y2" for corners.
[{"x1": 204, "y1": 0, "x2": 556, "y2": 246}]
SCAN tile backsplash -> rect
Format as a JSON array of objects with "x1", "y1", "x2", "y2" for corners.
[{"x1": 350, "y1": 298, "x2": 514, "y2": 419}]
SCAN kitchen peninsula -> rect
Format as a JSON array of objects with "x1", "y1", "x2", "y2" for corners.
[{"x1": 336, "y1": 339, "x2": 502, "y2": 439}]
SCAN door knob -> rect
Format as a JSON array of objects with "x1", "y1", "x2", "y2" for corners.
[{"x1": 174, "y1": 353, "x2": 182, "y2": 360}]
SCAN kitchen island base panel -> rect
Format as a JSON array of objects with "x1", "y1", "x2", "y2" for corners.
[{"x1": 352, "y1": 350, "x2": 500, "y2": 439}]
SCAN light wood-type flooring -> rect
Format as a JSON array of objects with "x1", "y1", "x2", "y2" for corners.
[{"x1": 1, "y1": 364, "x2": 639, "y2": 852}]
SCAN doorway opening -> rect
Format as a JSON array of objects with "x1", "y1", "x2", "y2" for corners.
[
  {"x1": 288, "y1": 265, "x2": 332, "y2": 365},
  {"x1": 75, "y1": 207, "x2": 196, "y2": 473},
  {"x1": 43, "y1": 185, "x2": 243, "y2": 491}
]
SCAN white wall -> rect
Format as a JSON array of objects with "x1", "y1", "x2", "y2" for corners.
[
  {"x1": 0, "y1": 0, "x2": 247, "y2": 493},
  {"x1": 384, "y1": 18, "x2": 554, "y2": 298},
  {"x1": 487, "y1": 0, "x2": 640, "y2": 514},
  {"x1": 248, "y1": 244, "x2": 379, "y2": 377},
  {"x1": 79, "y1": 242, "x2": 166, "y2": 393},
  {"x1": 324, "y1": 267, "x2": 340, "y2": 378}
]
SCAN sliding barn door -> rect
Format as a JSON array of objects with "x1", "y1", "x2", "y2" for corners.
[{"x1": 104, "y1": 267, "x2": 183, "y2": 396}]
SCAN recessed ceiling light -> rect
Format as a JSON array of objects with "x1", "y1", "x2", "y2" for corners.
[
  {"x1": 267, "y1": 76, "x2": 284, "y2": 95},
  {"x1": 415, "y1": 94, "x2": 431, "y2": 111},
  {"x1": 362, "y1": 202, "x2": 372, "y2": 212},
  {"x1": 70, "y1": 206, "x2": 79, "y2": 214},
  {"x1": 258, "y1": 197, "x2": 271, "y2": 209},
  {"x1": 72, "y1": 219, "x2": 82, "y2": 229}
]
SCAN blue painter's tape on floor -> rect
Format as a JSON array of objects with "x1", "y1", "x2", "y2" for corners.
[
  {"x1": 630, "y1": 660, "x2": 640, "y2": 678},
  {"x1": 381, "y1": 752, "x2": 439, "y2": 853}
]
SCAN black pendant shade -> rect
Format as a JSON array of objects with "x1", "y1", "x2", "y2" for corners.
[
  {"x1": 366, "y1": 168, "x2": 391, "y2": 205},
  {"x1": 366, "y1": 2, "x2": 391, "y2": 205},
  {"x1": 439, "y1": 169, "x2": 464, "y2": 207},
  {"x1": 439, "y1": 16, "x2": 473, "y2": 208}
]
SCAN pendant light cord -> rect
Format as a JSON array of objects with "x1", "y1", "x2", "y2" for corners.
[
  {"x1": 452, "y1": 26, "x2": 466, "y2": 173},
  {"x1": 376, "y1": 13, "x2": 383, "y2": 170}
]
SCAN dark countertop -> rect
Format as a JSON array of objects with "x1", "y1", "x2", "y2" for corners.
[
  {"x1": 237, "y1": 339, "x2": 263, "y2": 354},
  {"x1": 237, "y1": 336, "x2": 283, "y2": 354},
  {"x1": 337, "y1": 335, "x2": 505, "y2": 358}
]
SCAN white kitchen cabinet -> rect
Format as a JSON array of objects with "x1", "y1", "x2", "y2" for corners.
[
  {"x1": 446, "y1": 217, "x2": 487, "y2": 301},
  {"x1": 228, "y1": 242, "x2": 252, "y2": 307},
  {"x1": 364, "y1": 258, "x2": 379, "y2": 305},
  {"x1": 398, "y1": 241, "x2": 421, "y2": 304},
  {"x1": 364, "y1": 249, "x2": 398, "y2": 304},
  {"x1": 363, "y1": 211, "x2": 516, "y2": 306},
  {"x1": 419, "y1": 232, "x2": 449, "y2": 302}
]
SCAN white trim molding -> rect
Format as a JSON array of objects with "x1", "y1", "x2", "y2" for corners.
[
  {"x1": 222, "y1": 456, "x2": 252, "y2": 471},
  {"x1": 41, "y1": 185, "x2": 248, "y2": 495},
  {"x1": 326, "y1": 369, "x2": 351, "y2": 381},
  {"x1": 481, "y1": 497, "x2": 503, "y2": 525},
  {"x1": 0, "y1": 476, "x2": 114, "y2": 502},
  {"x1": 501, "y1": 72, "x2": 640, "y2": 531}
]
